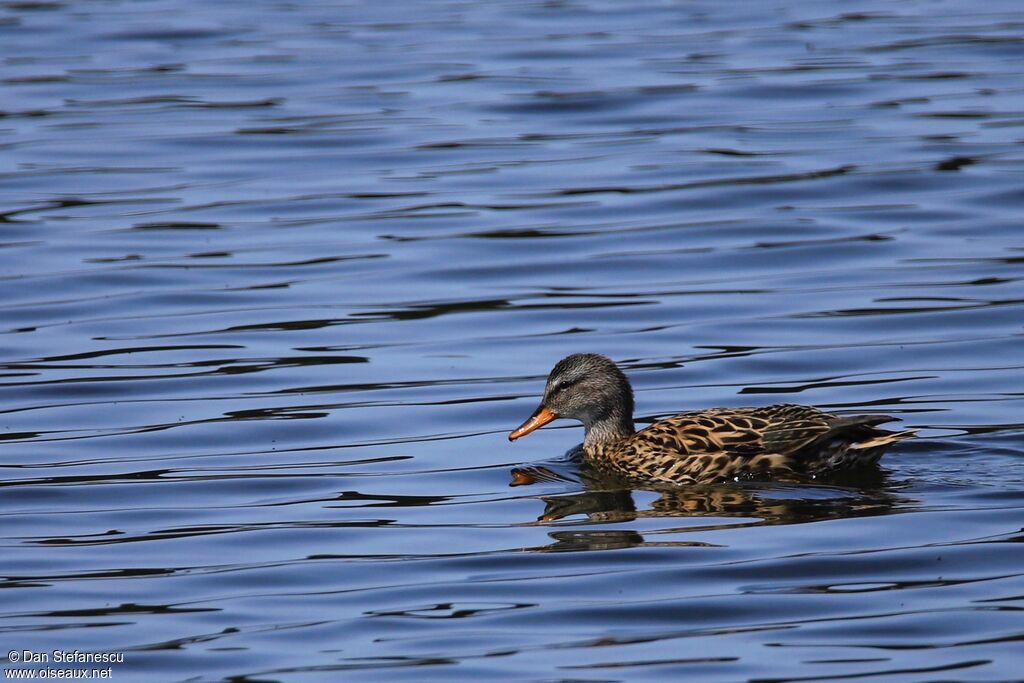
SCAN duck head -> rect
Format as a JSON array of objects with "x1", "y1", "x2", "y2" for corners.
[{"x1": 508, "y1": 353, "x2": 635, "y2": 447}]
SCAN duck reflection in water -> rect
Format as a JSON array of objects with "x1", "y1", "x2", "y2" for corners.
[{"x1": 509, "y1": 457, "x2": 906, "y2": 557}]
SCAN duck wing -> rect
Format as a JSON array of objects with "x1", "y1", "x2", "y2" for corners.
[{"x1": 644, "y1": 404, "x2": 902, "y2": 457}]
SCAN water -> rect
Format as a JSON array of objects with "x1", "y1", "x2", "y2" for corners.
[{"x1": 1, "y1": 0, "x2": 1022, "y2": 680}]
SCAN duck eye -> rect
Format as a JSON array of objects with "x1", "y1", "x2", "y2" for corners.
[{"x1": 550, "y1": 377, "x2": 578, "y2": 395}]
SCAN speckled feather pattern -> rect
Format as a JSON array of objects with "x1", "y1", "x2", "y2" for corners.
[{"x1": 586, "y1": 404, "x2": 911, "y2": 485}]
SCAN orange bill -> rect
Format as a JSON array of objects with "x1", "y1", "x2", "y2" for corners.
[{"x1": 508, "y1": 405, "x2": 557, "y2": 441}]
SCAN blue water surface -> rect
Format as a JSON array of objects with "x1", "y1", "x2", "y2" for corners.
[{"x1": 1, "y1": 1, "x2": 1022, "y2": 681}]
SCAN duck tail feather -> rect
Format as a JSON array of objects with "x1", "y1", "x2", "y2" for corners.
[{"x1": 849, "y1": 429, "x2": 917, "y2": 450}]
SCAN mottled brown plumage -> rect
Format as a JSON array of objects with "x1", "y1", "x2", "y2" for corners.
[{"x1": 509, "y1": 353, "x2": 914, "y2": 486}]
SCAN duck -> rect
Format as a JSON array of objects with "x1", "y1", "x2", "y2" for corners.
[{"x1": 508, "y1": 353, "x2": 914, "y2": 486}]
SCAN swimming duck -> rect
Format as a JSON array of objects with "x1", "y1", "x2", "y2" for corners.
[{"x1": 508, "y1": 353, "x2": 914, "y2": 485}]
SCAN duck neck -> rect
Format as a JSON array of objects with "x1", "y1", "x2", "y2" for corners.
[{"x1": 582, "y1": 409, "x2": 635, "y2": 449}]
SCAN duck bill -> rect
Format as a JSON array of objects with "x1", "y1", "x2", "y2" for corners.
[{"x1": 508, "y1": 405, "x2": 558, "y2": 441}]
